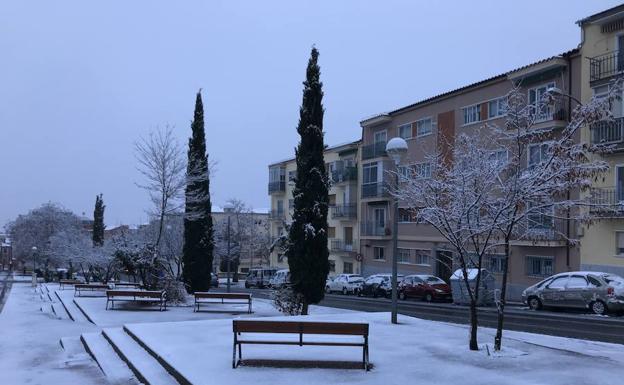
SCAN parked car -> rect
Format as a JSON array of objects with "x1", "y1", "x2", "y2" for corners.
[
  {"x1": 325, "y1": 274, "x2": 364, "y2": 294},
  {"x1": 210, "y1": 272, "x2": 219, "y2": 288},
  {"x1": 522, "y1": 271, "x2": 624, "y2": 315},
  {"x1": 245, "y1": 268, "x2": 277, "y2": 288},
  {"x1": 269, "y1": 269, "x2": 290, "y2": 289},
  {"x1": 358, "y1": 276, "x2": 390, "y2": 298},
  {"x1": 399, "y1": 275, "x2": 452, "y2": 302}
]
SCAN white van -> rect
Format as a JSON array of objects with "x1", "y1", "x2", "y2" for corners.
[
  {"x1": 269, "y1": 269, "x2": 290, "y2": 289},
  {"x1": 245, "y1": 268, "x2": 277, "y2": 288}
]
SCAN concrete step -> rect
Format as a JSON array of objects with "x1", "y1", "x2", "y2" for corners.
[
  {"x1": 102, "y1": 328, "x2": 179, "y2": 385},
  {"x1": 81, "y1": 332, "x2": 139, "y2": 385},
  {"x1": 54, "y1": 290, "x2": 90, "y2": 322},
  {"x1": 59, "y1": 336, "x2": 94, "y2": 368},
  {"x1": 51, "y1": 302, "x2": 70, "y2": 320}
]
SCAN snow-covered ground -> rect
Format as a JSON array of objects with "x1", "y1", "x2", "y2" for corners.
[{"x1": 1, "y1": 281, "x2": 623, "y2": 385}]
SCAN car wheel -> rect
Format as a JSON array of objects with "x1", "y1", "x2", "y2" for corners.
[
  {"x1": 342, "y1": 287, "x2": 348, "y2": 295},
  {"x1": 528, "y1": 297, "x2": 542, "y2": 311},
  {"x1": 399, "y1": 291, "x2": 406, "y2": 300},
  {"x1": 590, "y1": 300, "x2": 607, "y2": 315},
  {"x1": 424, "y1": 293, "x2": 433, "y2": 302}
]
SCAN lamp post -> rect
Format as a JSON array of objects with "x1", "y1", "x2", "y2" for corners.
[
  {"x1": 224, "y1": 203, "x2": 234, "y2": 293},
  {"x1": 385, "y1": 137, "x2": 408, "y2": 324},
  {"x1": 31, "y1": 246, "x2": 37, "y2": 287}
]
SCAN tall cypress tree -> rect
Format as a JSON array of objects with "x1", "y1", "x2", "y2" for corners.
[
  {"x1": 93, "y1": 194, "x2": 105, "y2": 247},
  {"x1": 287, "y1": 47, "x2": 329, "y2": 315},
  {"x1": 182, "y1": 90, "x2": 214, "y2": 293}
]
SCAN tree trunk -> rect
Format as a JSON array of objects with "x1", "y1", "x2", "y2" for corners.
[
  {"x1": 494, "y1": 238, "x2": 510, "y2": 351},
  {"x1": 469, "y1": 299, "x2": 479, "y2": 351},
  {"x1": 301, "y1": 300, "x2": 309, "y2": 315}
]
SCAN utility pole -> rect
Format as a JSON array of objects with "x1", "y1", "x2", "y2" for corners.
[{"x1": 226, "y1": 215, "x2": 231, "y2": 293}]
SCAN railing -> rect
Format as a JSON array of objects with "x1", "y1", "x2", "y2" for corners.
[
  {"x1": 362, "y1": 182, "x2": 390, "y2": 199},
  {"x1": 362, "y1": 141, "x2": 387, "y2": 160},
  {"x1": 268, "y1": 210, "x2": 286, "y2": 221},
  {"x1": 331, "y1": 166, "x2": 358, "y2": 183},
  {"x1": 360, "y1": 221, "x2": 391, "y2": 237},
  {"x1": 530, "y1": 100, "x2": 567, "y2": 123},
  {"x1": 589, "y1": 50, "x2": 624, "y2": 82},
  {"x1": 329, "y1": 239, "x2": 356, "y2": 252},
  {"x1": 513, "y1": 216, "x2": 567, "y2": 242},
  {"x1": 330, "y1": 204, "x2": 357, "y2": 220},
  {"x1": 589, "y1": 187, "x2": 624, "y2": 216},
  {"x1": 590, "y1": 117, "x2": 624, "y2": 145},
  {"x1": 268, "y1": 181, "x2": 286, "y2": 194}
]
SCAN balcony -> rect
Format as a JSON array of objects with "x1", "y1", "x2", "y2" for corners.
[
  {"x1": 268, "y1": 210, "x2": 286, "y2": 221},
  {"x1": 362, "y1": 182, "x2": 390, "y2": 199},
  {"x1": 330, "y1": 204, "x2": 357, "y2": 220},
  {"x1": 513, "y1": 216, "x2": 567, "y2": 244},
  {"x1": 589, "y1": 50, "x2": 624, "y2": 83},
  {"x1": 329, "y1": 239, "x2": 356, "y2": 253},
  {"x1": 589, "y1": 187, "x2": 624, "y2": 216},
  {"x1": 268, "y1": 181, "x2": 286, "y2": 194},
  {"x1": 530, "y1": 100, "x2": 567, "y2": 123},
  {"x1": 360, "y1": 221, "x2": 391, "y2": 237},
  {"x1": 590, "y1": 117, "x2": 624, "y2": 148},
  {"x1": 331, "y1": 166, "x2": 357, "y2": 184},
  {"x1": 362, "y1": 141, "x2": 387, "y2": 160}
]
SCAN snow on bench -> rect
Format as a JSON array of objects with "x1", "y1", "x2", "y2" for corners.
[
  {"x1": 106, "y1": 290, "x2": 167, "y2": 311},
  {"x1": 74, "y1": 284, "x2": 109, "y2": 297},
  {"x1": 194, "y1": 292, "x2": 252, "y2": 313}
]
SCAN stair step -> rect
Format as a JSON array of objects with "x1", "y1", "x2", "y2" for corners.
[
  {"x1": 81, "y1": 332, "x2": 138, "y2": 385},
  {"x1": 60, "y1": 336, "x2": 93, "y2": 367},
  {"x1": 102, "y1": 328, "x2": 179, "y2": 385},
  {"x1": 51, "y1": 302, "x2": 70, "y2": 320},
  {"x1": 54, "y1": 291, "x2": 89, "y2": 322}
]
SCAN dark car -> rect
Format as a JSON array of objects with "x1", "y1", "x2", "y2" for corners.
[
  {"x1": 399, "y1": 275, "x2": 452, "y2": 302},
  {"x1": 358, "y1": 276, "x2": 390, "y2": 298}
]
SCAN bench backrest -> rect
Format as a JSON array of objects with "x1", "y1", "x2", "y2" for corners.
[
  {"x1": 233, "y1": 320, "x2": 368, "y2": 336},
  {"x1": 76, "y1": 284, "x2": 109, "y2": 289},
  {"x1": 115, "y1": 283, "x2": 142, "y2": 287},
  {"x1": 106, "y1": 290, "x2": 164, "y2": 298},
  {"x1": 195, "y1": 292, "x2": 251, "y2": 300},
  {"x1": 60, "y1": 280, "x2": 81, "y2": 284}
]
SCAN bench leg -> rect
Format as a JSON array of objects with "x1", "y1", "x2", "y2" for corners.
[
  {"x1": 248, "y1": 300, "x2": 252, "y2": 314},
  {"x1": 232, "y1": 341, "x2": 237, "y2": 368}
]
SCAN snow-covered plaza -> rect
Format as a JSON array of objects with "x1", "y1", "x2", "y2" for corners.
[{"x1": 1, "y1": 279, "x2": 623, "y2": 385}]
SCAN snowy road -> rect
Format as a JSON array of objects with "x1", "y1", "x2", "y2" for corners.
[{"x1": 235, "y1": 287, "x2": 624, "y2": 344}]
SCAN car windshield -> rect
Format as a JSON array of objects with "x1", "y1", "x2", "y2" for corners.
[
  {"x1": 350, "y1": 278, "x2": 364, "y2": 283},
  {"x1": 603, "y1": 274, "x2": 624, "y2": 286},
  {"x1": 366, "y1": 277, "x2": 383, "y2": 284},
  {"x1": 425, "y1": 276, "x2": 445, "y2": 284}
]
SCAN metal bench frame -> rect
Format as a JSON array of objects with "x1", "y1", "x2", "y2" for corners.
[
  {"x1": 59, "y1": 279, "x2": 82, "y2": 290},
  {"x1": 194, "y1": 292, "x2": 252, "y2": 313},
  {"x1": 74, "y1": 284, "x2": 109, "y2": 297},
  {"x1": 232, "y1": 320, "x2": 369, "y2": 370},
  {"x1": 105, "y1": 290, "x2": 167, "y2": 311}
]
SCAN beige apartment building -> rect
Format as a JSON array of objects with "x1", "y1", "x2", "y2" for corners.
[
  {"x1": 358, "y1": 50, "x2": 582, "y2": 300},
  {"x1": 267, "y1": 140, "x2": 361, "y2": 276},
  {"x1": 578, "y1": 4, "x2": 624, "y2": 277}
]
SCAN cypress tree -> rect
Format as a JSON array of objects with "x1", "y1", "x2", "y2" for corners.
[
  {"x1": 182, "y1": 90, "x2": 214, "y2": 293},
  {"x1": 93, "y1": 194, "x2": 105, "y2": 247},
  {"x1": 287, "y1": 47, "x2": 329, "y2": 315}
]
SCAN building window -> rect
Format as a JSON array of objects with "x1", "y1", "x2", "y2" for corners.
[
  {"x1": 526, "y1": 256, "x2": 554, "y2": 277},
  {"x1": 489, "y1": 255, "x2": 506, "y2": 273},
  {"x1": 462, "y1": 104, "x2": 481, "y2": 125},
  {"x1": 398, "y1": 123, "x2": 412, "y2": 139},
  {"x1": 527, "y1": 203, "x2": 553, "y2": 231},
  {"x1": 277, "y1": 200, "x2": 284, "y2": 215},
  {"x1": 528, "y1": 82, "x2": 555, "y2": 121},
  {"x1": 415, "y1": 250, "x2": 430, "y2": 265},
  {"x1": 374, "y1": 246, "x2": 385, "y2": 260},
  {"x1": 327, "y1": 226, "x2": 336, "y2": 238},
  {"x1": 528, "y1": 143, "x2": 549, "y2": 167},
  {"x1": 329, "y1": 260, "x2": 336, "y2": 272},
  {"x1": 489, "y1": 149, "x2": 508, "y2": 165},
  {"x1": 616, "y1": 232, "x2": 624, "y2": 256},
  {"x1": 416, "y1": 118, "x2": 433, "y2": 137},
  {"x1": 343, "y1": 262, "x2": 353, "y2": 274},
  {"x1": 397, "y1": 248, "x2": 411, "y2": 263},
  {"x1": 362, "y1": 162, "x2": 378, "y2": 184},
  {"x1": 374, "y1": 130, "x2": 387, "y2": 144},
  {"x1": 488, "y1": 97, "x2": 507, "y2": 119},
  {"x1": 288, "y1": 170, "x2": 296, "y2": 182},
  {"x1": 270, "y1": 166, "x2": 285, "y2": 182},
  {"x1": 398, "y1": 208, "x2": 418, "y2": 223},
  {"x1": 414, "y1": 162, "x2": 432, "y2": 179}
]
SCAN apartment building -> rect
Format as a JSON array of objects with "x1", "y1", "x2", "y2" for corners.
[
  {"x1": 578, "y1": 4, "x2": 624, "y2": 277},
  {"x1": 358, "y1": 51, "x2": 582, "y2": 300},
  {"x1": 267, "y1": 140, "x2": 361, "y2": 276}
]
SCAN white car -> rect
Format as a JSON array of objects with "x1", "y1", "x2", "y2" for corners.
[
  {"x1": 325, "y1": 274, "x2": 364, "y2": 295},
  {"x1": 269, "y1": 269, "x2": 290, "y2": 289}
]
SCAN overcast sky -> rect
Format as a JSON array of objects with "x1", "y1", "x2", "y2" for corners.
[{"x1": 0, "y1": 0, "x2": 620, "y2": 228}]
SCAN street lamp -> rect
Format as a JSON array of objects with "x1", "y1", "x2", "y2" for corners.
[
  {"x1": 31, "y1": 246, "x2": 37, "y2": 287},
  {"x1": 386, "y1": 137, "x2": 408, "y2": 324},
  {"x1": 224, "y1": 203, "x2": 234, "y2": 293}
]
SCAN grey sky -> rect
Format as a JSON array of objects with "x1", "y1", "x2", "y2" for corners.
[{"x1": 0, "y1": 0, "x2": 620, "y2": 228}]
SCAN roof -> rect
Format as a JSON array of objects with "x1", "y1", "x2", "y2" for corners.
[
  {"x1": 364, "y1": 48, "x2": 579, "y2": 121},
  {"x1": 268, "y1": 139, "x2": 361, "y2": 167},
  {"x1": 577, "y1": 4, "x2": 624, "y2": 25}
]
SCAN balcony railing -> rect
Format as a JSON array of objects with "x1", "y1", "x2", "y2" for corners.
[
  {"x1": 330, "y1": 204, "x2": 357, "y2": 220},
  {"x1": 530, "y1": 100, "x2": 567, "y2": 123},
  {"x1": 590, "y1": 117, "x2": 624, "y2": 145},
  {"x1": 331, "y1": 166, "x2": 358, "y2": 184},
  {"x1": 362, "y1": 182, "x2": 390, "y2": 199},
  {"x1": 360, "y1": 221, "x2": 391, "y2": 237},
  {"x1": 513, "y1": 216, "x2": 567, "y2": 242},
  {"x1": 589, "y1": 50, "x2": 624, "y2": 82},
  {"x1": 268, "y1": 181, "x2": 286, "y2": 194},
  {"x1": 268, "y1": 210, "x2": 286, "y2": 221},
  {"x1": 589, "y1": 187, "x2": 624, "y2": 216},
  {"x1": 362, "y1": 141, "x2": 387, "y2": 160},
  {"x1": 329, "y1": 239, "x2": 356, "y2": 252}
]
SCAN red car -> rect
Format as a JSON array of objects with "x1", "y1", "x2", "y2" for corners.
[{"x1": 398, "y1": 275, "x2": 452, "y2": 302}]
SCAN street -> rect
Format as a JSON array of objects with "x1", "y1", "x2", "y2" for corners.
[{"x1": 232, "y1": 287, "x2": 624, "y2": 345}]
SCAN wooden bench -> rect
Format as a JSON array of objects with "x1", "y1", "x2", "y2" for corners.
[
  {"x1": 105, "y1": 290, "x2": 167, "y2": 311},
  {"x1": 113, "y1": 282, "x2": 143, "y2": 289},
  {"x1": 194, "y1": 292, "x2": 252, "y2": 313},
  {"x1": 74, "y1": 283, "x2": 109, "y2": 297},
  {"x1": 232, "y1": 320, "x2": 369, "y2": 370},
  {"x1": 59, "y1": 279, "x2": 82, "y2": 290}
]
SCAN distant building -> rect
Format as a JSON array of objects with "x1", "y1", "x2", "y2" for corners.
[{"x1": 0, "y1": 234, "x2": 12, "y2": 270}]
